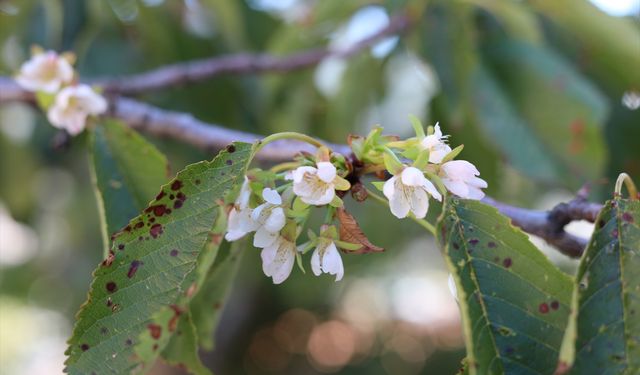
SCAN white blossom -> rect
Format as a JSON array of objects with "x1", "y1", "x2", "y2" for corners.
[
  {"x1": 439, "y1": 160, "x2": 487, "y2": 200},
  {"x1": 225, "y1": 177, "x2": 258, "y2": 241},
  {"x1": 47, "y1": 84, "x2": 107, "y2": 135},
  {"x1": 383, "y1": 167, "x2": 442, "y2": 219},
  {"x1": 251, "y1": 188, "x2": 286, "y2": 248},
  {"x1": 420, "y1": 123, "x2": 451, "y2": 164},
  {"x1": 287, "y1": 162, "x2": 349, "y2": 205},
  {"x1": 15, "y1": 51, "x2": 74, "y2": 93},
  {"x1": 310, "y1": 239, "x2": 344, "y2": 281},
  {"x1": 261, "y1": 235, "x2": 297, "y2": 284}
]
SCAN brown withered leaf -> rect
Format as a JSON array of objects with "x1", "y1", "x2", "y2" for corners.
[{"x1": 336, "y1": 208, "x2": 384, "y2": 254}]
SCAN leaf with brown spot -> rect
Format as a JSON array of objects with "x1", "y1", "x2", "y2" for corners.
[{"x1": 336, "y1": 208, "x2": 383, "y2": 253}]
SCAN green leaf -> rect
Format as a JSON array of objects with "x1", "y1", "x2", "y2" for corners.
[
  {"x1": 529, "y1": 0, "x2": 640, "y2": 94},
  {"x1": 89, "y1": 119, "x2": 169, "y2": 256},
  {"x1": 64, "y1": 142, "x2": 256, "y2": 374},
  {"x1": 470, "y1": 65, "x2": 561, "y2": 182},
  {"x1": 437, "y1": 197, "x2": 573, "y2": 375},
  {"x1": 190, "y1": 240, "x2": 245, "y2": 351},
  {"x1": 480, "y1": 39, "x2": 609, "y2": 185},
  {"x1": 557, "y1": 197, "x2": 640, "y2": 374},
  {"x1": 160, "y1": 312, "x2": 212, "y2": 375}
]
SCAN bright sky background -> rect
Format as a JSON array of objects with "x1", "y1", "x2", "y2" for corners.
[{"x1": 590, "y1": 0, "x2": 639, "y2": 16}]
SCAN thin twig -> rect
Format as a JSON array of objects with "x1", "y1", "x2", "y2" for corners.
[
  {"x1": 481, "y1": 197, "x2": 601, "y2": 258},
  {"x1": 96, "y1": 12, "x2": 411, "y2": 95}
]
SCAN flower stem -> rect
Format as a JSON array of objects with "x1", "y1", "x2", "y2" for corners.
[
  {"x1": 615, "y1": 173, "x2": 639, "y2": 200},
  {"x1": 271, "y1": 161, "x2": 300, "y2": 173},
  {"x1": 258, "y1": 132, "x2": 325, "y2": 152},
  {"x1": 364, "y1": 187, "x2": 436, "y2": 235}
]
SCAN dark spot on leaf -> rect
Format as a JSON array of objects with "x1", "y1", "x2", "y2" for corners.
[
  {"x1": 106, "y1": 297, "x2": 113, "y2": 307},
  {"x1": 100, "y1": 327, "x2": 108, "y2": 335},
  {"x1": 80, "y1": 344, "x2": 90, "y2": 352},
  {"x1": 551, "y1": 300, "x2": 559, "y2": 310},
  {"x1": 150, "y1": 224, "x2": 163, "y2": 238},
  {"x1": 213, "y1": 302, "x2": 222, "y2": 310},
  {"x1": 134, "y1": 221, "x2": 144, "y2": 229},
  {"x1": 111, "y1": 304, "x2": 121, "y2": 313},
  {"x1": 168, "y1": 305, "x2": 182, "y2": 332},
  {"x1": 195, "y1": 179, "x2": 201, "y2": 185},
  {"x1": 153, "y1": 344, "x2": 158, "y2": 351},
  {"x1": 102, "y1": 251, "x2": 115, "y2": 267},
  {"x1": 170, "y1": 249, "x2": 179, "y2": 257},
  {"x1": 117, "y1": 244, "x2": 125, "y2": 251},
  {"x1": 611, "y1": 228, "x2": 619, "y2": 238},
  {"x1": 469, "y1": 238, "x2": 479, "y2": 246},
  {"x1": 488, "y1": 241, "x2": 497, "y2": 248},
  {"x1": 166, "y1": 209, "x2": 172, "y2": 214},
  {"x1": 138, "y1": 236, "x2": 143, "y2": 241},
  {"x1": 598, "y1": 220, "x2": 605, "y2": 228},
  {"x1": 171, "y1": 180, "x2": 183, "y2": 191},
  {"x1": 226, "y1": 144, "x2": 236, "y2": 153},
  {"x1": 125, "y1": 339, "x2": 133, "y2": 346},
  {"x1": 503, "y1": 258, "x2": 512, "y2": 268},
  {"x1": 169, "y1": 194, "x2": 175, "y2": 200},
  {"x1": 151, "y1": 204, "x2": 168, "y2": 217},
  {"x1": 106, "y1": 282, "x2": 117, "y2": 293},
  {"x1": 147, "y1": 323, "x2": 162, "y2": 340},
  {"x1": 127, "y1": 260, "x2": 142, "y2": 278},
  {"x1": 225, "y1": 159, "x2": 233, "y2": 165},
  {"x1": 149, "y1": 217, "x2": 155, "y2": 223},
  {"x1": 539, "y1": 303, "x2": 549, "y2": 314},
  {"x1": 156, "y1": 191, "x2": 166, "y2": 200},
  {"x1": 505, "y1": 347, "x2": 514, "y2": 355},
  {"x1": 453, "y1": 242, "x2": 460, "y2": 250},
  {"x1": 174, "y1": 200, "x2": 184, "y2": 209},
  {"x1": 622, "y1": 212, "x2": 634, "y2": 223}
]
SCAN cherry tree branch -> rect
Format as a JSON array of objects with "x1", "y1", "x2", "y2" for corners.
[
  {"x1": 481, "y1": 196, "x2": 602, "y2": 258},
  {"x1": 0, "y1": 77, "x2": 602, "y2": 256}
]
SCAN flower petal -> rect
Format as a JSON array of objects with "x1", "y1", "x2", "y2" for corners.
[
  {"x1": 264, "y1": 207, "x2": 286, "y2": 232},
  {"x1": 320, "y1": 242, "x2": 344, "y2": 281},
  {"x1": 389, "y1": 191, "x2": 411, "y2": 219},
  {"x1": 262, "y1": 188, "x2": 282, "y2": 205},
  {"x1": 422, "y1": 178, "x2": 442, "y2": 202},
  {"x1": 310, "y1": 247, "x2": 322, "y2": 276},
  {"x1": 254, "y1": 227, "x2": 278, "y2": 248},
  {"x1": 409, "y1": 188, "x2": 429, "y2": 219},
  {"x1": 316, "y1": 162, "x2": 337, "y2": 183},
  {"x1": 383, "y1": 176, "x2": 397, "y2": 199},
  {"x1": 401, "y1": 167, "x2": 426, "y2": 187}
]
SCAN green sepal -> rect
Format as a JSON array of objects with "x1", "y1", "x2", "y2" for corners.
[
  {"x1": 35, "y1": 91, "x2": 55, "y2": 110},
  {"x1": 383, "y1": 151, "x2": 404, "y2": 175},
  {"x1": 413, "y1": 148, "x2": 431, "y2": 170},
  {"x1": 334, "y1": 176, "x2": 351, "y2": 191},
  {"x1": 335, "y1": 240, "x2": 362, "y2": 251},
  {"x1": 409, "y1": 114, "x2": 426, "y2": 138},
  {"x1": 329, "y1": 195, "x2": 344, "y2": 208},
  {"x1": 295, "y1": 251, "x2": 306, "y2": 273},
  {"x1": 441, "y1": 144, "x2": 464, "y2": 164},
  {"x1": 371, "y1": 181, "x2": 385, "y2": 191}
]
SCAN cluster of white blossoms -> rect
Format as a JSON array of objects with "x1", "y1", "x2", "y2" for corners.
[
  {"x1": 15, "y1": 48, "x2": 107, "y2": 135},
  {"x1": 381, "y1": 122, "x2": 487, "y2": 219},
  {"x1": 225, "y1": 120, "x2": 487, "y2": 285},
  {"x1": 225, "y1": 161, "x2": 350, "y2": 284}
]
